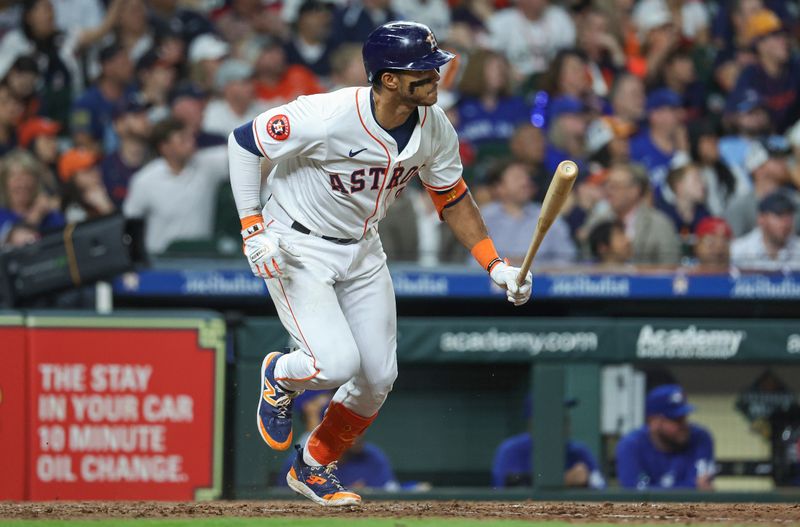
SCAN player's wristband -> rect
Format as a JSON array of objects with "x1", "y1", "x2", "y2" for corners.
[
  {"x1": 240, "y1": 214, "x2": 265, "y2": 241},
  {"x1": 471, "y1": 238, "x2": 501, "y2": 273}
]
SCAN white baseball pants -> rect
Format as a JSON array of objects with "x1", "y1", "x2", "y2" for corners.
[{"x1": 262, "y1": 203, "x2": 398, "y2": 418}]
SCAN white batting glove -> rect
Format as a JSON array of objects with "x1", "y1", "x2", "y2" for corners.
[
  {"x1": 241, "y1": 217, "x2": 299, "y2": 280},
  {"x1": 490, "y1": 262, "x2": 533, "y2": 306}
]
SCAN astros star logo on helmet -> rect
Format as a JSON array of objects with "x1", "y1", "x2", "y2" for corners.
[{"x1": 426, "y1": 32, "x2": 437, "y2": 50}]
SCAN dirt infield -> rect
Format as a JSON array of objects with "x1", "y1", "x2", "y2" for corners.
[{"x1": 2, "y1": 501, "x2": 800, "y2": 524}]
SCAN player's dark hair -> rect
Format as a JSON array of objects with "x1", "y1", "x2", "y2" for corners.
[
  {"x1": 588, "y1": 220, "x2": 624, "y2": 260},
  {"x1": 371, "y1": 72, "x2": 384, "y2": 91},
  {"x1": 372, "y1": 69, "x2": 401, "y2": 91},
  {"x1": 150, "y1": 117, "x2": 186, "y2": 151}
]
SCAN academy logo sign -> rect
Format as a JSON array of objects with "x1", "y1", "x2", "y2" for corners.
[
  {"x1": 636, "y1": 325, "x2": 746, "y2": 359},
  {"x1": 440, "y1": 328, "x2": 599, "y2": 355}
]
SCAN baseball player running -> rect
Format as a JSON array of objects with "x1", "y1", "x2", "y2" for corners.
[{"x1": 227, "y1": 21, "x2": 533, "y2": 506}]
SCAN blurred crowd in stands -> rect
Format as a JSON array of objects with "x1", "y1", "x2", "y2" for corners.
[{"x1": 1, "y1": 0, "x2": 800, "y2": 272}]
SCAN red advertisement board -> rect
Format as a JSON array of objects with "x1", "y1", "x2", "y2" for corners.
[
  {"x1": 0, "y1": 321, "x2": 27, "y2": 500},
  {"x1": 26, "y1": 320, "x2": 224, "y2": 501}
]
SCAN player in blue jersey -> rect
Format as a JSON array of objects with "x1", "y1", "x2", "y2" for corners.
[
  {"x1": 616, "y1": 384, "x2": 715, "y2": 490},
  {"x1": 492, "y1": 434, "x2": 606, "y2": 489},
  {"x1": 491, "y1": 397, "x2": 606, "y2": 489}
]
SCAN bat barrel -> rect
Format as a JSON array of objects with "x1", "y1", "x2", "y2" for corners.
[
  {"x1": 556, "y1": 160, "x2": 578, "y2": 182},
  {"x1": 515, "y1": 160, "x2": 579, "y2": 287}
]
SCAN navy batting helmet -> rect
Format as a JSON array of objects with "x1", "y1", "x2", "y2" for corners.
[{"x1": 362, "y1": 21, "x2": 455, "y2": 83}]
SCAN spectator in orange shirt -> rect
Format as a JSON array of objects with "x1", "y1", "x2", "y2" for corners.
[
  {"x1": 628, "y1": 0, "x2": 678, "y2": 83},
  {"x1": 253, "y1": 37, "x2": 324, "y2": 108}
]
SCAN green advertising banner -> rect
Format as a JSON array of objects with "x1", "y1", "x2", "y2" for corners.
[
  {"x1": 241, "y1": 317, "x2": 800, "y2": 363},
  {"x1": 399, "y1": 318, "x2": 800, "y2": 363},
  {"x1": 398, "y1": 318, "x2": 618, "y2": 362}
]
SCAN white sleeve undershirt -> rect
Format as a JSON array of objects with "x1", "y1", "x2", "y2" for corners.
[{"x1": 227, "y1": 132, "x2": 264, "y2": 219}]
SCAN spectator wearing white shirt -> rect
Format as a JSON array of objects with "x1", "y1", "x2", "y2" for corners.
[
  {"x1": 731, "y1": 191, "x2": 800, "y2": 270},
  {"x1": 487, "y1": 0, "x2": 575, "y2": 79},
  {"x1": 202, "y1": 59, "x2": 267, "y2": 138},
  {"x1": 123, "y1": 117, "x2": 229, "y2": 254}
]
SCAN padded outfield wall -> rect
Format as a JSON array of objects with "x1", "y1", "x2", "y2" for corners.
[{"x1": 3, "y1": 309, "x2": 800, "y2": 501}]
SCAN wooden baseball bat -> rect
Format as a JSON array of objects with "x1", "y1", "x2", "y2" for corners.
[{"x1": 516, "y1": 160, "x2": 579, "y2": 286}]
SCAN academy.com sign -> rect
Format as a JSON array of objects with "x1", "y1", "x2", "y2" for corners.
[
  {"x1": 636, "y1": 325, "x2": 746, "y2": 359},
  {"x1": 440, "y1": 328, "x2": 599, "y2": 355}
]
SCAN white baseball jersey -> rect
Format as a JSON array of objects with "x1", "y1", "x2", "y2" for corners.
[
  {"x1": 228, "y1": 85, "x2": 464, "y2": 419},
  {"x1": 241, "y1": 86, "x2": 462, "y2": 239}
]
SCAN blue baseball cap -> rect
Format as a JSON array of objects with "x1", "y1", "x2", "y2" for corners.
[
  {"x1": 728, "y1": 88, "x2": 764, "y2": 114},
  {"x1": 646, "y1": 88, "x2": 682, "y2": 112},
  {"x1": 168, "y1": 82, "x2": 208, "y2": 105},
  {"x1": 758, "y1": 191, "x2": 797, "y2": 215},
  {"x1": 548, "y1": 96, "x2": 586, "y2": 123},
  {"x1": 646, "y1": 384, "x2": 694, "y2": 419},
  {"x1": 111, "y1": 95, "x2": 149, "y2": 120}
]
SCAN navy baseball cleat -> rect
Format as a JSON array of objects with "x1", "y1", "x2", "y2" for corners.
[
  {"x1": 257, "y1": 351, "x2": 301, "y2": 450},
  {"x1": 286, "y1": 445, "x2": 361, "y2": 506}
]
